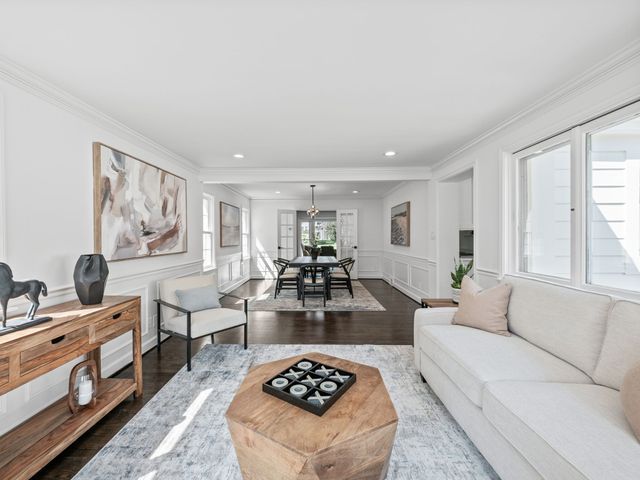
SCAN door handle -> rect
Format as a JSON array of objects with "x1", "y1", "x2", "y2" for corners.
[{"x1": 353, "y1": 246, "x2": 358, "y2": 249}]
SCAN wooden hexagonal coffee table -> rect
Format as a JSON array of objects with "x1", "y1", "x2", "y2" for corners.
[{"x1": 226, "y1": 352, "x2": 398, "y2": 480}]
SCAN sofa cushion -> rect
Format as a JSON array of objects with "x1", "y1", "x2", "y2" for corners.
[
  {"x1": 419, "y1": 324, "x2": 591, "y2": 407},
  {"x1": 483, "y1": 381, "x2": 640, "y2": 480},
  {"x1": 503, "y1": 275, "x2": 611, "y2": 376},
  {"x1": 453, "y1": 276, "x2": 512, "y2": 336},
  {"x1": 593, "y1": 300, "x2": 640, "y2": 390},
  {"x1": 621, "y1": 362, "x2": 640, "y2": 442}
]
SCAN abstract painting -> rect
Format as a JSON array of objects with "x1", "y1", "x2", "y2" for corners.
[
  {"x1": 220, "y1": 202, "x2": 240, "y2": 247},
  {"x1": 93, "y1": 143, "x2": 187, "y2": 261},
  {"x1": 391, "y1": 201, "x2": 410, "y2": 246}
]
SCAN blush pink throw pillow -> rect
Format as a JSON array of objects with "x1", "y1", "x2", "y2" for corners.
[{"x1": 453, "y1": 276, "x2": 512, "y2": 336}]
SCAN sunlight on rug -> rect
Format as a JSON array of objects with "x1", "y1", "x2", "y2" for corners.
[{"x1": 74, "y1": 345, "x2": 497, "y2": 480}]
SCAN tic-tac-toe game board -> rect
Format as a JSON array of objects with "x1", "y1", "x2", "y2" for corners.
[{"x1": 262, "y1": 358, "x2": 357, "y2": 416}]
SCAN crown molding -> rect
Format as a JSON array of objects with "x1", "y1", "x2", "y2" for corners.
[
  {"x1": 0, "y1": 55, "x2": 199, "y2": 174},
  {"x1": 200, "y1": 166, "x2": 431, "y2": 184},
  {"x1": 432, "y1": 38, "x2": 640, "y2": 171}
]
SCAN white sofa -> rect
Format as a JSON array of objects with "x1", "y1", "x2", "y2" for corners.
[{"x1": 414, "y1": 274, "x2": 640, "y2": 480}]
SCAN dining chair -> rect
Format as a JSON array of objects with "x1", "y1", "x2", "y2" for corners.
[
  {"x1": 299, "y1": 266, "x2": 329, "y2": 307},
  {"x1": 273, "y1": 258, "x2": 299, "y2": 299},
  {"x1": 329, "y1": 258, "x2": 355, "y2": 298}
]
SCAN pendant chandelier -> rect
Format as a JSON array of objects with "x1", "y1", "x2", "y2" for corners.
[{"x1": 307, "y1": 184, "x2": 320, "y2": 218}]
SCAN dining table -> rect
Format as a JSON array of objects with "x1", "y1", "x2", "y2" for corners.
[{"x1": 288, "y1": 256, "x2": 340, "y2": 300}]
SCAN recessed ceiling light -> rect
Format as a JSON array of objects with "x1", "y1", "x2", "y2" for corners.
[
  {"x1": 233, "y1": 153, "x2": 245, "y2": 159},
  {"x1": 384, "y1": 151, "x2": 396, "y2": 157},
  {"x1": 275, "y1": 191, "x2": 281, "y2": 194},
  {"x1": 352, "y1": 190, "x2": 359, "y2": 194}
]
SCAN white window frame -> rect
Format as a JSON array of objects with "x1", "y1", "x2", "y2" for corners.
[
  {"x1": 580, "y1": 102, "x2": 640, "y2": 297},
  {"x1": 509, "y1": 132, "x2": 574, "y2": 286},
  {"x1": 505, "y1": 100, "x2": 640, "y2": 300},
  {"x1": 241, "y1": 207, "x2": 250, "y2": 261},
  {"x1": 203, "y1": 193, "x2": 215, "y2": 271}
]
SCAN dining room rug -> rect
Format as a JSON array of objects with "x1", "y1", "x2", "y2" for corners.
[
  {"x1": 74, "y1": 344, "x2": 498, "y2": 480},
  {"x1": 248, "y1": 280, "x2": 386, "y2": 311}
]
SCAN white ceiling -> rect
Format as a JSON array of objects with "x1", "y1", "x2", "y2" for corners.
[
  {"x1": 226, "y1": 181, "x2": 402, "y2": 199},
  {"x1": 0, "y1": 1, "x2": 639, "y2": 169}
]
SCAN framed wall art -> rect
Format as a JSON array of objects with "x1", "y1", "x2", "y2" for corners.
[
  {"x1": 220, "y1": 201, "x2": 241, "y2": 247},
  {"x1": 93, "y1": 142, "x2": 187, "y2": 261},
  {"x1": 390, "y1": 201, "x2": 410, "y2": 246}
]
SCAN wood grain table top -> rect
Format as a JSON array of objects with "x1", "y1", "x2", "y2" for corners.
[
  {"x1": 0, "y1": 296, "x2": 140, "y2": 346},
  {"x1": 225, "y1": 352, "x2": 398, "y2": 456}
]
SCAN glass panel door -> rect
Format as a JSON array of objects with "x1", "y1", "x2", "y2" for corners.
[
  {"x1": 337, "y1": 209, "x2": 358, "y2": 279},
  {"x1": 277, "y1": 210, "x2": 296, "y2": 260}
]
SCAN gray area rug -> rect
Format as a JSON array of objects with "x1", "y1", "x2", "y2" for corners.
[
  {"x1": 248, "y1": 281, "x2": 386, "y2": 311},
  {"x1": 75, "y1": 345, "x2": 498, "y2": 480}
]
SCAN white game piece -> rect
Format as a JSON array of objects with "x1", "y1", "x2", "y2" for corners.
[
  {"x1": 308, "y1": 391, "x2": 331, "y2": 405},
  {"x1": 319, "y1": 381, "x2": 337, "y2": 392},
  {"x1": 289, "y1": 384, "x2": 308, "y2": 396},
  {"x1": 329, "y1": 372, "x2": 349, "y2": 383},
  {"x1": 315, "y1": 366, "x2": 334, "y2": 376},
  {"x1": 301, "y1": 375, "x2": 319, "y2": 386},
  {"x1": 272, "y1": 377, "x2": 288, "y2": 388}
]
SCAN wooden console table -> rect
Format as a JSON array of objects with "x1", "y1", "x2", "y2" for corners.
[
  {"x1": 420, "y1": 298, "x2": 458, "y2": 308},
  {"x1": 0, "y1": 295, "x2": 142, "y2": 480}
]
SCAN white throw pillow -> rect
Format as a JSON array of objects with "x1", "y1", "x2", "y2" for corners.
[
  {"x1": 453, "y1": 276, "x2": 512, "y2": 336},
  {"x1": 175, "y1": 284, "x2": 221, "y2": 315}
]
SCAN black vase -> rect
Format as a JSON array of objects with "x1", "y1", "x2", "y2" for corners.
[
  {"x1": 73, "y1": 254, "x2": 109, "y2": 305},
  {"x1": 310, "y1": 247, "x2": 320, "y2": 260}
]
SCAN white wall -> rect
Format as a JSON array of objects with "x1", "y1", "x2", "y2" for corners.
[
  {"x1": 0, "y1": 77, "x2": 202, "y2": 434},
  {"x1": 458, "y1": 175, "x2": 473, "y2": 230},
  {"x1": 381, "y1": 180, "x2": 434, "y2": 302},
  {"x1": 431, "y1": 44, "x2": 640, "y2": 292},
  {"x1": 202, "y1": 184, "x2": 251, "y2": 291},
  {"x1": 251, "y1": 197, "x2": 383, "y2": 279}
]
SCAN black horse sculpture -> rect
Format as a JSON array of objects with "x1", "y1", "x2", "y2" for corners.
[{"x1": 0, "y1": 262, "x2": 48, "y2": 328}]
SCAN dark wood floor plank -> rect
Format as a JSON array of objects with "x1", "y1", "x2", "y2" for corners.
[{"x1": 32, "y1": 279, "x2": 418, "y2": 479}]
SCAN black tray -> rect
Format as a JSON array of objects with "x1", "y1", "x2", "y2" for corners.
[{"x1": 262, "y1": 357, "x2": 356, "y2": 416}]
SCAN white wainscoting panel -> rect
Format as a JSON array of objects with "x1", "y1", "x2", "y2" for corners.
[
  {"x1": 382, "y1": 252, "x2": 433, "y2": 303},
  {"x1": 356, "y1": 250, "x2": 382, "y2": 278},
  {"x1": 251, "y1": 250, "x2": 279, "y2": 279}
]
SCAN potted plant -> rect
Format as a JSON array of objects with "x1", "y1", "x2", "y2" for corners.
[
  {"x1": 309, "y1": 243, "x2": 321, "y2": 260},
  {"x1": 450, "y1": 258, "x2": 473, "y2": 303}
]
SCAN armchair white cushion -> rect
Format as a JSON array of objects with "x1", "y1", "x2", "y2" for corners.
[
  {"x1": 165, "y1": 308, "x2": 246, "y2": 338},
  {"x1": 159, "y1": 273, "x2": 246, "y2": 334}
]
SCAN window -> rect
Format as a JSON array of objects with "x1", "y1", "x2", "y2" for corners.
[
  {"x1": 518, "y1": 141, "x2": 571, "y2": 279},
  {"x1": 241, "y1": 208, "x2": 250, "y2": 260},
  {"x1": 510, "y1": 101, "x2": 640, "y2": 295},
  {"x1": 203, "y1": 195, "x2": 214, "y2": 270},
  {"x1": 586, "y1": 114, "x2": 640, "y2": 292}
]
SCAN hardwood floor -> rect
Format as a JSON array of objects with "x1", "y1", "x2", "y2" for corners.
[{"x1": 33, "y1": 279, "x2": 418, "y2": 479}]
